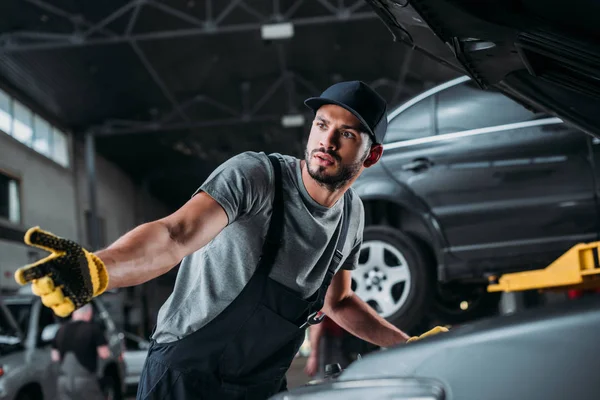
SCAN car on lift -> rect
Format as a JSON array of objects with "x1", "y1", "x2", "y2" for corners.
[
  {"x1": 0, "y1": 293, "x2": 126, "y2": 400},
  {"x1": 351, "y1": 74, "x2": 599, "y2": 331}
]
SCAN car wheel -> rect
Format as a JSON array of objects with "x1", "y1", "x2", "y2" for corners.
[
  {"x1": 351, "y1": 225, "x2": 432, "y2": 333},
  {"x1": 431, "y1": 282, "x2": 501, "y2": 324}
]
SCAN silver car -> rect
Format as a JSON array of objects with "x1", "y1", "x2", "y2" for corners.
[{"x1": 0, "y1": 293, "x2": 126, "y2": 400}]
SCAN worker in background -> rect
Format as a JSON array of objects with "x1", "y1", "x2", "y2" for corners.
[
  {"x1": 305, "y1": 315, "x2": 351, "y2": 378},
  {"x1": 16, "y1": 80, "x2": 448, "y2": 399},
  {"x1": 51, "y1": 304, "x2": 110, "y2": 400}
]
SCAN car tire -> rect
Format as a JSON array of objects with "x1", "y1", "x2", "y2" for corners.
[{"x1": 352, "y1": 225, "x2": 433, "y2": 333}]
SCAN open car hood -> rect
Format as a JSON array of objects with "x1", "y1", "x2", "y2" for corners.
[{"x1": 366, "y1": 0, "x2": 600, "y2": 138}]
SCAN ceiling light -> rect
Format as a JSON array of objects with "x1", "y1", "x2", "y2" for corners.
[
  {"x1": 261, "y1": 22, "x2": 294, "y2": 40},
  {"x1": 281, "y1": 114, "x2": 305, "y2": 128}
]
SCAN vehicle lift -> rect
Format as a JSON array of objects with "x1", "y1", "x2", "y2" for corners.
[{"x1": 487, "y1": 241, "x2": 600, "y2": 314}]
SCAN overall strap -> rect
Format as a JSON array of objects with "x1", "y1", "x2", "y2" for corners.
[
  {"x1": 302, "y1": 190, "x2": 352, "y2": 328},
  {"x1": 255, "y1": 154, "x2": 285, "y2": 276}
]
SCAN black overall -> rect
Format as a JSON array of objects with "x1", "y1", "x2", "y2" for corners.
[{"x1": 137, "y1": 155, "x2": 351, "y2": 400}]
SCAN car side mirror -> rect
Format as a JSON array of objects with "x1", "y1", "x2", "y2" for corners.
[{"x1": 41, "y1": 323, "x2": 60, "y2": 343}]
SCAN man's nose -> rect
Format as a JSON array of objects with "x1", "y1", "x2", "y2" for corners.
[{"x1": 319, "y1": 129, "x2": 338, "y2": 149}]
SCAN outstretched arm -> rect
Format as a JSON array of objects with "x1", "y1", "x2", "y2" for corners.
[
  {"x1": 322, "y1": 270, "x2": 410, "y2": 348},
  {"x1": 97, "y1": 191, "x2": 228, "y2": 290}
]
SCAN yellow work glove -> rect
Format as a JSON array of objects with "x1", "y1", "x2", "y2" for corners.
[
  {"x1": 14, "y1": 227, "x2": 109, "y2": 317},
  {"x1": 406, "y1": 326, "x2": 449, "y2": 343}
]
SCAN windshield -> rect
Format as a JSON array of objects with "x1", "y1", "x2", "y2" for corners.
[
  {"x1": 0, "y1": 305, "x2": 21, "y2": 352},
  {"x1": 4, "y1": 303, "x2": 32, "y2": 336}
]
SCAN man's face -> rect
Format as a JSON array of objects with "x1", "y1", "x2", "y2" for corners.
[{"x1": 304, "y1": 104, "x2": 377, "y2": 190}]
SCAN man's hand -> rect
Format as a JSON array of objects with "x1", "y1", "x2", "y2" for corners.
[
  {"x1": 14, "y1": 227, "x2": 109, "y2": 317},
  {"x1": 406, "y1": 326, "x2": 449, "y2": 343},
  {"x1": 304, "y1": 353, "x2": 319, "y2": 377}
]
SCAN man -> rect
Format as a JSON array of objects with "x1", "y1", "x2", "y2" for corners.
[
  {"x1": 15, "y1": 81, "x2": 447, "y2": 399},
  {"x1": 51, "y1": 304, "x2": 110, "y2": 400}
]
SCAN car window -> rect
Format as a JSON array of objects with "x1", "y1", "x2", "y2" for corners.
[
  {"x1": 37, "y1": 305, "x2": 57, "y2": 345},
  {"x1": 0, "y1": 306, "x2": 20, "y2": 339},
  {"x1": 5, "y1": 303, "x2": 31, "y2": 336},
  {"x1": 384, "y1": 95, "x2": 435, "y2": 143},
  {"x1": 435, "y1": 81, "x2": 537, "y2": 135}
]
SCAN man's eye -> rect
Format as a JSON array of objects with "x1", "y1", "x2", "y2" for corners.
[{"x1": 343, "y1": 131, "x2": 353, "y2": 138}]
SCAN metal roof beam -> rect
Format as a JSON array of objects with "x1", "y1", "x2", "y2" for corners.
[
  {"x1": 147, "y1": 0, "x2": 205, "y2": 28},
  {"x1": 0, "y1": 11, "x2": 377, "y2": 53},
  {"x1": 130, "y1": 41, "x2": 189, "y2": 122},
  {"x1": 94, "y1": 114, "x2": 284, "y2": 137},
  {"x1": 276, "y1": 44, "x2": 298, "y2": 113},
  {"x1": 83, "y1": 1, "x2": 139, "y2": 38},
  {"x1": 23, "y1": 0, "x2": 120, "y2": 38}
]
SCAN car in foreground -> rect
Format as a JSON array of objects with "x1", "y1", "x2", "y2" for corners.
[
  {"x1": 0, "y1": 292, "x2": 126, "y2": 400},
  {"x1": 271, "y1": 295, "x2": 600, "y2": 400}
]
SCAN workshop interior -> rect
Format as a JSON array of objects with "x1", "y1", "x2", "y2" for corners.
[{"x1": 1, "y1": 0, "x2": 600, "y2": 399}]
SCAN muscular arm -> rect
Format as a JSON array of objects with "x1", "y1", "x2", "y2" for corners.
[
  {"x1": 97, "y1": 192, "x2": 228, "y2": 290},
  {"x1": 322, "y1": 270, "x2": 410, "y2": 348}
]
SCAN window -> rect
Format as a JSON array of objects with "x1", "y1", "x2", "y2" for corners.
[
  {"x1": 38, "y1": 305, "x2": 58, "y2": 346},
  {"x1": 52, "y1": 128, "x2": 69, "y2": 167},
  {"x1": 0, "y1": 90, "x2": 12, "y2": 134},
  {"x1": 0, "y1": 172, "x2": 21, "y2": 224},
  {"x1": 384, "y1": 96, "x2": 435, "y2": 143},
  {"x1": 435, "y1": 81, "x2": 537, "y2": 135},
  {"x1": 0, "y1": 87, "x2": 70, "y2": 167},
  {"x1": 33, "y1": 115, "x2": 52, "y2": 156},
  {"x1": 12, "y1": 101, "x2": 33, "y2": 146},
  {"x1": 5, "y1": 302, "x2": 32, "y2": 337}
]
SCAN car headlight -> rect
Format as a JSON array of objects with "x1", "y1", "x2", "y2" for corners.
[{"x1": 270, "y1": 377, "x2": 445, "y2": 400}]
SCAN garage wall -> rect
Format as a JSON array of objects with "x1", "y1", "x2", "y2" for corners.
[
  {"x1": 0, "y1": 132, "x2": 170, "y2": 292},
  {"x1": 73, "y1": 140, "x2": 170, "y2": 249}
]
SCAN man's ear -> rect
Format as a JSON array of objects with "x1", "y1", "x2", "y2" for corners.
[{"x1": 364, "y1": 144, "x2": 384, "y2": 168}]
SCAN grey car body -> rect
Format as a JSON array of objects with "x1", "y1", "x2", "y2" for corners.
[
  {"x1": 270, "y1": 295, "x2": 600, "y2": 400},
  {"x1": 0, "y1": 293, "x2": 126, "y2": 400}
]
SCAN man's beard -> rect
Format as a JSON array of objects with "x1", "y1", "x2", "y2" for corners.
[{"x1": 304, "y1": 147, "x2": 365, "y2": 191}]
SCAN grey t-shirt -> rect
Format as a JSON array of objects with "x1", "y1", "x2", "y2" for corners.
[{"x1": 152, "y1": 151, "x2": 364, "y2": 343}]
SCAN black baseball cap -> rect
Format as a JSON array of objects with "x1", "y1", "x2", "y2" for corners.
[{"x1": 304, "y1": 80, "x2": 388, "y2": 144}]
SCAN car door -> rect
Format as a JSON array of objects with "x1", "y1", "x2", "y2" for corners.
[{"x1": 382, "y1": 78, "x2": 598, "y2": 276}]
